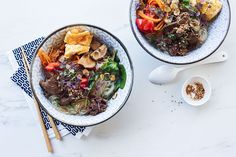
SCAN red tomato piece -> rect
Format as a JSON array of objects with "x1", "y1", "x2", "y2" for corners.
[
  {"x1": 80, "y1": 78, "x2": 88, "y2": 89},
  {"x1": 49, "y1": 62, "x2": 60, "y2": 67},
  {"x1": 136, "y1": 18, "x2": 143, "y2": 29},
  {"x1": 45, "y1": 65, "x2": 54, "y2": 71},
  {"x1": 136, "y1": 18, "x2": 154, "y2": 33},
  {"x1": 45, "y1": 62, "x2": 60, "y2": 71},
  {"x1": 143, "y1": 20, "x2": 154, "y2": 32}
]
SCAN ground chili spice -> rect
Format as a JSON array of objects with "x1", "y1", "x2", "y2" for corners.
[{"x1": 186, "y1": 82, "x2": 205, "y2": 100}]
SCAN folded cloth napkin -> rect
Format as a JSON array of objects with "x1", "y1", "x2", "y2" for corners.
[{"x1": 7, "y1": 37, "x2": 93, "y2": 139}]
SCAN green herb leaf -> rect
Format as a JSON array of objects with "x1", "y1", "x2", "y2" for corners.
[
  {"x1": 88, "y1": 73, "x2": 99, "y2": 89},
  {"x1": 118, "y1": 64, "x2": 126, "y2": 89},
  {"x1": 114, "y1": 52, "x2": 120, "y2": 63},
  {"x1": 183, "y1": 0, "x2": 190, "y2": 5},
  {"x1": 181, "y1": 0, "x2": 190, "y2": 8},
  {"x1": 101, "y1": 59, "x2": 119, "y2": 74},
  {"x1": 49, "y1": 95, "x2": 60, "y2": 107},
  {"x1": 167, "y1": 34, "x2": 176, "y2": 40}
]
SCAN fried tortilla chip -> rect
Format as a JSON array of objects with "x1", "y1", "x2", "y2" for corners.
[
  {"x1": 64, "y1": 29, "x2": 93, "y2": 46},
  {"x1": 197, "y1": 0, "x2": 222, "y2": 21},
  {"x1": 64, "y1": 44, "x2": 90, "y2": 59},
  {"x1": 78, "y1": 34, "x2": 93, "y2": 46}
]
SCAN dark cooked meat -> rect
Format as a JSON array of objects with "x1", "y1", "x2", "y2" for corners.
[
  {"x1": 60, "y1": 97, "x2": 74, "y2": 106},
  {"x1": 177, "y1": 12, "x2": 190, "y2": 24},
  {"x1": 163, "y1": 22, "x2": 178, "y2": 34},
  {"x1": 43, "y1": 69, "x2": 54, "y2": 79},
  {"x1": 154, "y1": 11, "x2": 204, "y2": 56},
  {"x1": 87, "y1": 97, "x2": 107, "y2": 116},
  {"x1": 187, "y1": 31, "x2": 199, "y2": 48},
  {"x1": 40, "y1": 75, "x2": 61, "y2": 96}
]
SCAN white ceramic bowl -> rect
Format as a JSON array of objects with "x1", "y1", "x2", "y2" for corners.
[
  {"x1": 130, "y1": 0, "x2": 231, "y2": 65},
  {"x1": 30, "y1": 24, "x2": 134, "y2": 126},
  {"x1": 181, "y1": 76, "x2": 212, "y2": 106}
]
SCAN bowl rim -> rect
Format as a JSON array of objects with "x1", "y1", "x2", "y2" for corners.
[
  {"x1": 129, "y1": 0, "x2": 231, "y2": 65},
  {"x1": 29, "y1": 23, "x2": 134, "y2": 127}
]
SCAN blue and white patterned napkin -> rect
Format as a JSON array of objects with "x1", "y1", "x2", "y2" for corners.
[{"x1": 8, "y1": 37, "x2": 93, "y2": 139}]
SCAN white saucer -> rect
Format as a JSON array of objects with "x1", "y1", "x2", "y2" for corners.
[{"x1": 181, "y1": 76, "x2": 212, "y2": 106}]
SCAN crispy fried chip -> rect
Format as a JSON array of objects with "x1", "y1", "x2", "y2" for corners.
[
  {"x1": 64, "y1": 28, "x2": 93, "y2": 46},
  {"x1": 198, "y1": 0, "x2": 222, "y2": 21},
  {"x1": 64, "y1": 44, "x2": 90, "y2": 59}
]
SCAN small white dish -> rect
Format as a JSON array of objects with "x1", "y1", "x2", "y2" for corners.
[{"x1": 181, "y1": 76, "x2": 212, "y2": 106}]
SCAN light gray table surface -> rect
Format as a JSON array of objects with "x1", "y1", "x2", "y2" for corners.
[{"x1": 0, "y1": 0, "x2": 236, "y2": 156}]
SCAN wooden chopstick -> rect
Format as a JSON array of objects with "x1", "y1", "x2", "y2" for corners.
[
  {"x1": 32, "y1": 96, "x2": 53, "y2": 153},
  {"x1": 48, "y1": 116, "x2": 62, "y2": 140},
  {"x1": 20, "y1": 47, "x2": 53, "y2": 153},
  {"x1": 21, "y1": 48, "x2": 62, "y2": 141}
]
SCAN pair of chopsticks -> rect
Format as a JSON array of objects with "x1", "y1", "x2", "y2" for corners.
[{"x1": 20, "y1": 47, "x2": 61, "y2": 153}]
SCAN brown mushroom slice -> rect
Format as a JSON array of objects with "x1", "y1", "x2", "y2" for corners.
[
  {"x1": 78, "y1": 54, "x2": 96, "y2": 69},
  {"x1": 91, "y1": 39, "x2": 102, "y2": 51},
  {"x1": 90, "y1": 44, "x2": 108, "y2": 61},
  {"x1": 198, "y1": 28, "x2": 208, "y2": 43}
]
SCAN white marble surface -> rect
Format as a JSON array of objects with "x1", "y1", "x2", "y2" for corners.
[{"x1": 0, "y1": 0, "x2": 236, "y2": 156}]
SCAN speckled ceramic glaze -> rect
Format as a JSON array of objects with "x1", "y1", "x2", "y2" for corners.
[
  {"x1": 30, "y1": 24, "x2": 134, "y2": 126},
  {"x1": 130, "y1": 0, "x2": 231, "y2": 65}
]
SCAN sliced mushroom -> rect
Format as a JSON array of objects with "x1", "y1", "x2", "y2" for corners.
[
  {"x1": 90, "y1": 44, "x2": 108, "y2": 61},
  {"x1": 78, "y1": 54, "x2": 96, "y2": 69},
  {"x1": 91, "y1": 39, "x2": 102, "y2": 51},
  {"x1": 198, "y1": 28, "x2": 208, "y2": 43}
]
